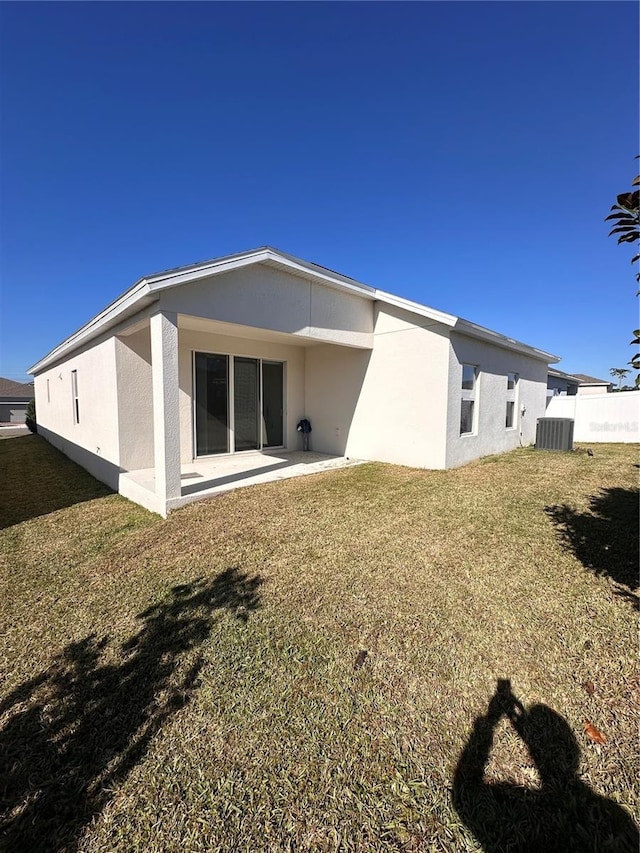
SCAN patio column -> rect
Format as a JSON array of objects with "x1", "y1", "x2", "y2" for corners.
[{"x1": 150, "y1": 310, "x2": 181, "y2": 504}]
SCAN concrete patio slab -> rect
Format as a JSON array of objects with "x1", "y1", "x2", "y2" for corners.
[{"x1": 119, "y1": 451, "x2": 363, "y2": 516}]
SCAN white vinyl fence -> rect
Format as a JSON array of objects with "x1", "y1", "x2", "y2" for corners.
[{"x1": 545, "y1": 391, "x2": 640, "y2": 443}]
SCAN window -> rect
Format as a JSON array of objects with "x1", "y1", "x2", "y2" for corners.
[
  {"x1": 46, "y1": 378, "x2": 50, "y2": 403},
  {"x1": 462, "y1": 364, "x2": 475, "y2": 391},
  {"x1": 505, "y1": 401, "x2": 515, "y2": 428},
  {"x1": 506, "y1": 372, "x2": 518, "y2": 428},
  {"x1": 460, "y1": 364, "x2": 477, "y2": 435},
  {"x1": 71, "y1": 370, "x2": 79, "y2": 424}
]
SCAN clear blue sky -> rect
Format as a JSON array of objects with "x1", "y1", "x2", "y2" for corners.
[{"x1": 1, "y1": 1, "x2": 638, "y2": 383}]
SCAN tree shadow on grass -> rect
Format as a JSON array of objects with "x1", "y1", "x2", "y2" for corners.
[
  {"x1": 0, "y1": 567, "x2": 262, "y2": 852},
  {"x1": 453, "y1": 680, "x2": 639, "y2": 853},
  {"x1": 545, "y1": 487, "x2": 639, "y2": 609}
]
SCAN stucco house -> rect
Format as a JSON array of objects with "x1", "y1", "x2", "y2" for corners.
[
  {"x1": 546, "y1": 370, "x2": 616, "y2": 403},
  {"x1": 572, "y1": 374, "x2": 613, "y2": 395},
  {"x1": 547, "y1": 368, "x2": 580, "y2": 398},
  {"x1": 0, "y1": 377, "x2": 34, "y2": 424},
  {"x1": 29, "y1": 247, "x2": 560, "y2": 516}
]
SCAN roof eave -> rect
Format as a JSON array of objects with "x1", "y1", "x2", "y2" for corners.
[
  {"x1": 145, "y1": 247, "x2": 378, "y2": 299},
  {"x1": 454, "y1": 319, "x2": 560, "y2": 363},
  {"x1": 28, "y1": 285, "x2": 157, "y2": 374},
  {"x1": 28, "y1": 248, "x2": 381, "y2": 375},
  {"x1": 28, "y1": 246, "x2": 561, "y2": 374},
  {"x1": 374, "y1": 289, "x2": 458, "y2": 327}
]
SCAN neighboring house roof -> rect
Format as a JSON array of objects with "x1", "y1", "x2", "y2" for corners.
[
  {"x1": 547, "y1": 368, "x2": 581, "y2": 384},
  {"x1": 28, "y1": 246, "x2": 560, "y2": 374},
  {"x1": 571, "y1": 374, "x2": 612, "y2": 386},
  {"x1": 0, "y1": 377, "x2": 35, "y2": 398},
  {"x1": 548, "y1": 368, "x2": 577, "y2": 380}
]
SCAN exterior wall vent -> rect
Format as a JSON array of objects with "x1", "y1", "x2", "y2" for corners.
[{"x1": 535, "y1": 417, "x2": 574, "y2": 451}]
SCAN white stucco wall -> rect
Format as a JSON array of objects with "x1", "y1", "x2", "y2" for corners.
[
  {"x1": 445, "y1": 333, "x2": 548, "y2": 468},
  {"x1": 115, "y1": 328, "x2": 154, "y2": 471},
  {"x1": 545, "y1": 391, "x2": 639, "y2": 443},
  {"x1": 158, "y1": 265, "x2": 374, "y2": 349},
  {"x1": 304, "y1": 344, "x2": 371, "y2": 456},
  {"x1": 313, "y1": 303, "x2": 451, "y2": 469},
  {"x1": 33, "y1": 337, "x2": 122, "y2": 489},
  {"x1": 577, "y1": 384, "x2": 611, "y2": 396},
  {"x1": 177, "y1": 329, "x2": 306, "y2": 462}
]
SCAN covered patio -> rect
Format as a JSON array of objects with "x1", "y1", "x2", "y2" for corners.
[
  {"x1": 114, "y1": 299, "x2": 372, "y2": 517},
  {"x1": 119, "y1": 450, "x2": 362, "y2": 516}
]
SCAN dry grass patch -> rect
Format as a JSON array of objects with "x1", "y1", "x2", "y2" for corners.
[{"x1": 0, "y1": 436, "x2": 638, "y2": 852}]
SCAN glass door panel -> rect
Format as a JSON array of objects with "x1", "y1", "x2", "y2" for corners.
[
  {"x1": 262, "y1": 361, "x2": 283, "y2": 447},
  {"x1": 195, "y1": 353, "x2": 229, "y2": 456},
  {"x1": 234, "y1": 357, "x2": 259, "y2": 451}
]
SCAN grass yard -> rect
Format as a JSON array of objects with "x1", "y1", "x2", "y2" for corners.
[{"x1": 1, "y1": 434, "x2": 638, "y2": 853}]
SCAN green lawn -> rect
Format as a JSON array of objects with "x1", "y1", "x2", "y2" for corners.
[{"x1": 1, "y1": 434, "x2": 638, "y2": 852}]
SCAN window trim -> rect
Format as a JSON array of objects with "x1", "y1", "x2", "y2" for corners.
[
  {"x1": 505, "y1": 372, "x2": 519, "y2": 430},
  {"x1": 460, "y1": 363, "x2": 478, "y2": 436},
  {"x1": 191, "y1": 349, "x2": 286, "y2": 459},
  {"x1": 71, "y1": 370, "x2": 80, "y2": 424}
]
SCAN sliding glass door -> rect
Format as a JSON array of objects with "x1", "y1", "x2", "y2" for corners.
[
  {"x1": 195, "y1": 353, "x2": 229, "y2": 456},
  {"x1": 234, "y1": 357, "x2": 259, "y2": 451},
  {"x1": 262, "y1": 361, "x2": 283, "y2": 447},
  {"x1": 194, "y1": 352, "x2": 284, "y2": 456}
]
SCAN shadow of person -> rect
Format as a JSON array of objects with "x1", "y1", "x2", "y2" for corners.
[{"x1": 453, "y1": 680, "x2": 638, "y2": 853}]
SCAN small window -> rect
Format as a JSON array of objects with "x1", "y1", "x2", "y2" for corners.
[
  {"x1": 46, "y1": 378, "x2": 50, "y2": 403},
  {"x1": 506, "y1": 401, "x2": 515, "y2": 428},
  {"x1": 462, "y1": 364, "x2": 476, "y2": 391},
  {"x1": 460, "y1": 364, "x2": 477, "y2": 435},
  {"x1": 71, "y1": 370, "x2": 80, "y2": 424},
  {"x1": 506, "y1": 373, "x2": 518, "y2": 429},
  {"x1": 461, "y1": 400, "x2": 475, "y2": 434}
]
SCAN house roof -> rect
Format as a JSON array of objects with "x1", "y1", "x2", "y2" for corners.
[
  {"x1": 547, "y1": 368, "x2": 581, "y2": 383},
  {"x1": 28, "y1": 246, "x2": 560, "y2": 374},
  {"x1": 0, "y1": 377, "x2": 35, "y2": 398},
  {"x1": 572, "y1": 373, "x2": 612, "y2": 385}
]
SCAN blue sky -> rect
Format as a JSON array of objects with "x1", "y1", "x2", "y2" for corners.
[{"x1": 1, "y1": 1, "x2": 638, "y2": 383}]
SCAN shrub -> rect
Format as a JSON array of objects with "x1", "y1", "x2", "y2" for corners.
[{"x1": 25, "y1": 398, "x2": 37, "y2": 434}]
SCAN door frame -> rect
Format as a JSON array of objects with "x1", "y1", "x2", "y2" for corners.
[{"x1": 191, "y1": 349, "x2": 286, "y2": 459}]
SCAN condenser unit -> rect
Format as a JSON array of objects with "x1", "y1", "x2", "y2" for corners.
[{"x1": 535, "y1": 418, "x2": 574, "y2": 452}]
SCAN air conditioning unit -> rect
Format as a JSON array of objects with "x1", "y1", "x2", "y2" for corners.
[{"x1": 535, "y1": 418, "x2": 574, "y2": 451}]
